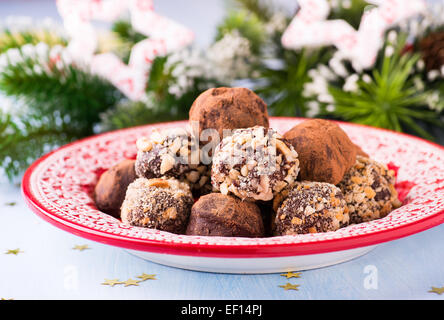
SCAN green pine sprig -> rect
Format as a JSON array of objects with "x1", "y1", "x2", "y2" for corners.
[
  {"x1": 0, "y1": 47, "x2": 123, "y2": 180},
  {"x1": 0, "y1": 51, "x2": 122, "y2": 137},
  {"x1": 327, "y1": 33, "x2": 442, "y2": 140},
  {"x1": 0, "y1": 110, "x2": 74, "y2": 180},
  {"x1": 0, "y1": 26, "x2": 67, "y2": 55}
]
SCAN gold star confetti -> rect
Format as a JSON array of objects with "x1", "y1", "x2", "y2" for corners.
[
  {"x1": 4, "y1": 202, "x2": 16, "y2": 206},
  {"x1": 5, "y1": 249, "x2": 23, "y2": 255},
  {"x1": 280, "y1": 272, "x2": 302, "y2": 279},
  {"x1": 123, "y1": 279, "x2": 141, "y2": 287},
  {"x1": 279, "y1": 283, "x2": 300, "y2": 291},
  {"x1": 102, "y1": 273, "x2": 157, "y2": 288},
  {"x1": 73, "y1": 245, "x2": 90, "y2": 251},
  {"x1": 101, "y1": 279, "x2": 123, "y2": 287},
  {"x1": 137, "y1": 273, "x2": 157, "y2": 281},
  {"x1": 429, "y1": 286, "x2": 444, "y2": 295}
]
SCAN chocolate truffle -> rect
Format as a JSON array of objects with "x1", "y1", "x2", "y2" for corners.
[
  {"x1": 211, "y1": 126, "x2": 300, "y2": 201},
  {"x1": 94, "y1": 159, "x2": 137, "y2": 218},
  {"x1": 274, "y1": 181, "x2": 350, "y2": 235},
  {"x1": 338, "y1": 156, "x2": 402, "y2": 224},
  {"x1": 121, "y1": 177, "x2": 193, "y2": 234},
  {"x1": 186, "y1": 193, "x2": 264, "y2": 237},
  {"x1": 134, "y1": 127, "x2": 211, "y2": 194},
  {"x1": 189, "y1": 87, "x2": 269, "y2": 145},
  {"x1": 283, "y1": 119, "x2": 357, "y2": 185}
]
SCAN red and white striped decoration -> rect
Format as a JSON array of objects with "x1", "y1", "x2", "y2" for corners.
[
  {"x1": 56, "y1": 0, "x2": 194, "y2": 100},
  {"x1": 281, "y1": 0, "x2": 426, "y2": 70}
]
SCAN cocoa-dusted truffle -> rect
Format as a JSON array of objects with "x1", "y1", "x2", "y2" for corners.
[
  {"x1": 283, "y1": 119, "x2": 357, "y2": 185},
  {"x1": 121, "y1": 177, "x2": 193, "y2": 234},
  {"x1": 338, "y1": 156, "x2": 402, "y2": 224},
  {"x1": 135, "y1": 127, "x2": 211, "y2": 194},
  {"x1": 189, "y1": 87, "x2": 269, "y2": 145},
  {"x1": 274, "y1": 181, "x2": 350, "y2": 235},
  {"x1": 211, "y1": 126, "x2": 300, "y2": 201},
  {"x1": 94, "y1": 159, "x2": 137, "y2": 218},
  {"x1": 186, "y1": 193, "x2": 264, "y2": 237}
]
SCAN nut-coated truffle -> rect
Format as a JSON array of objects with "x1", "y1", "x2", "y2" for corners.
[
  {"x1": 135, "y1": 127, "x2": 211, "y2": 194},
  {"x1": 94, "y1": 159, "x2": 137, "y2": 218},
  {"x1": 189, "y1": 87, "x2": 269, "y2": 145},
  {"x1": 283, "y1": 119, "x2": 357, "y2": 185},
  {"x1": 121, "y1": 177, "x2": 194, "y2": 234},
  {"x1": 274, "y1": 181, "x2": 350, "y2": 235},
  {"x1": 338, "y1": 156, "x2": 401, "y2": 224},
  {"x1": 186, "y1": 193, "x2": 265, "y2": 237},
  {"x1": 211, "y1": 126, "x2": 300, "y2": 201}
]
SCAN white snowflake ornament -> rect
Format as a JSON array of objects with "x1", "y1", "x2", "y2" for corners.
[
  {"x1": 282, "y1": 0, "x2": 426, "y2": 70},
  {"x1": 56, "y1": 0, "x2": 194, "y2": 100}
]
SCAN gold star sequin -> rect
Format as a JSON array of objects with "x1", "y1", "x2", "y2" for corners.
[
  {"x1": 429, "y1": 286, "x2": 444, "y2": 295},
  {"x1": 280, "y1": 272, "x2": 302, "y2": 279},
  {"x1": 73, "y1": 245, "x2": 90, "y2": 251},
  {"x1": 123, "y1": 279, "x2": 141, "y2": 287},
  {"x1": 137, "y1": 273, "x2": 157, "y2": 281},
  {"x1": 279, "y1": 283, "x2": 300, "y2": 291},
  {"x1": 101, "y1": 279, "x2": 123, "y2": 287},
  {"x1": 5, "y1": 249, "x2": 22, "y2": 255}
]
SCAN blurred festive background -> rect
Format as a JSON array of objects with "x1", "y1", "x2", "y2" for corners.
[{"x1": 0, "y1": 0, "x2": 443, "y2": 183}]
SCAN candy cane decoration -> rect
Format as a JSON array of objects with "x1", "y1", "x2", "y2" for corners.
[
  {"x1": 56, "y1": 0, "x2": 194, "y2": 100},
  {"x1": 282, "y1": 0, "x2": 426, "y2": 70}
]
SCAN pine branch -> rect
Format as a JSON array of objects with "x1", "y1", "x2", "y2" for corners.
[
  {"x1": 0, "y1": 45, "x2": 123, "y2": 179},
  {"x1": 0, "y1": 111, "x2": 74, "y2": 180},
  {"x1": 0, "y1": 49, "x2": 122, "y2": 136},
  {"x1": 327, "y1": 34, "x2": 442, "y2": 140},
  {"x1": 0, "y1": 20, "x2": 67, "y2": 54}
]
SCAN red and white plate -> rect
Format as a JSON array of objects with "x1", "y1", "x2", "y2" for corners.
[{"x1": 22, "y1": 118, "x2": 444, "y2": 273}]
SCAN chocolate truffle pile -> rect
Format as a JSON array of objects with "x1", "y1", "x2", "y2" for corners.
[{"x1": 94, "y1": 86, "x2": 402, "y2": 238}]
